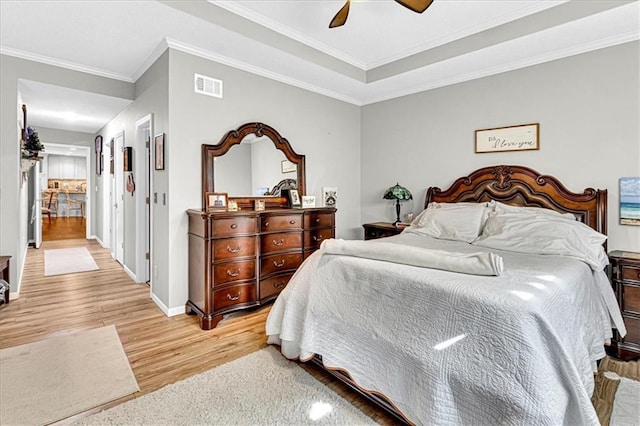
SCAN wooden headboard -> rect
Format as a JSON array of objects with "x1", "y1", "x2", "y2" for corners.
[{"x1": 425, "y1": 165, "x2": 607, "y2": 235}]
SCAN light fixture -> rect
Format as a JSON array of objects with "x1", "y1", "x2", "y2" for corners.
[{"x1": 383, "y1": 183, "x2": 412, "y2": 224}]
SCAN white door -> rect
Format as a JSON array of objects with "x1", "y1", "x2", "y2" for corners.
[
  {"x1": 34, "y1": 162, "x2": 43, "y2": 248},
  {"x1": 110, "y1": 132, "x2": 125, "y2": 264}
]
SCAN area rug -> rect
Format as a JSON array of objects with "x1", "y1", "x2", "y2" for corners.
[
  {"x1": 0, "y1": 325, "x2": 139, "y2": 425},
  {"x1": 44, "y1": 247, "x2": 99, "y2": 276},
  {"x1": 78, "y1": 346, "x2": 375, "y2": 425}
]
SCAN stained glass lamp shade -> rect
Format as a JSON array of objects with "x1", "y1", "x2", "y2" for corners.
[{"x1": 383, "y1": 183, "x2": 413, "y2": 224}]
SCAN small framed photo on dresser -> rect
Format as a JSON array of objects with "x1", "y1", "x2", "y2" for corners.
[
  {"x1": 283, "y1": 189, "x2": 301, "y2": 208},
  {"x1": 301, "y1": 195, "x2": 316, "y2": 208},
  {"x1": 227, "y1": 200, "x2": 239, "y2": 212},
  {"x1": 254, "y1": 199, "x2": 265, "y2": 211},
  {"x1": 205, "y1": 192, "x2": 228, "y2": 210}
]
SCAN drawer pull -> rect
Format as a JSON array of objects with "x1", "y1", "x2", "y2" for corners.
[
  {"x1": 226, "y1": 246, "x2": 241, "y2": 253},
  {"x1": 226, "y1": 292, "x2": 241, "y2": 301},
  {"x1": 315, "y1": 218, "x2": 320, "y2": 223},
  {"x1": 264, "y1": 221, "x2": 269, "y2": 227},
  {"x1": 289, "y1": 220, "x2": 296, "y2": 225},
  {"x1": 273, "y1": 259, "x2": 286, "y2": 267},
  {"x1": 226, "y1": 269, "x2": 240, "y2": 277},
  {"x1": 230, "y1": 224, "x2": 238, "y2": 229},
  {"x1": 312, "y1": 235, "x2": 323, "y2": 242},
  {"x1": 273, "y1": 281, "x2": 286, "y2": 289},
  {"x1": 272, "y1": 239, "x2": 285, "y2": 246}
]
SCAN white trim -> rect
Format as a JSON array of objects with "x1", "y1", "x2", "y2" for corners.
[
  {"x1": 361, "y1": 31, "x2": 640, "y2": 105},
  {"x1": 165, "y1": 38, "x2": 363, "y2": 106},
  {"x1": 0, "y1": 47, "x2": 134, "y2": 83},
  {"x1": 151, "y1": 291, "x2": 186, "y2": 317},
  {"x1": 123, "y1": 263, "x2": 136, "y2": 282},
  {"x1": 134, "y1": 114, "x2": 153, "y2": 286},
  {"x1": 131, "y1": 40, "x2": 170, "y2": 82}
]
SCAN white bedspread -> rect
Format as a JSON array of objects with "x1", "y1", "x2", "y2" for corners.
[{"x1": 266, "y1": 233, "x2": 621, "y2": 425}]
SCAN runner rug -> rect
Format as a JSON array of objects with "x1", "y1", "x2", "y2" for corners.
[{"x1": 44, "y1": 247, "x2": 99, "y2": 276}]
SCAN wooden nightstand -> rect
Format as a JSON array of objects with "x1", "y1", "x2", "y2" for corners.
[
  {"x1": 609, "y1": 250, "x2": 640, "y2": 360},
  {"x1": 363, "y1": 222, "x2": 405, "y2": 240}
]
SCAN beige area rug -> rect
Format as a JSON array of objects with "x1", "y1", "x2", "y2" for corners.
[
  {"x1": 78, "y1": 346, "x2": 375, "y2": 425},
  {"x1": 592, "y1": 356, "x2": 640, "y2": 426},
  {"x1": 44, "y1": 247, "x2": 99, "y2": 276},
  {"x1": 0, "y1": 325, "x2": 139, "y2": 425}
]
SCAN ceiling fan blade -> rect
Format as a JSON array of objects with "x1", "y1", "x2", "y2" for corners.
[
  {"x1": 329, "y1": 0, "x2": 350, "y2": 28},
  {"x1": 394, "y1": 0, "x2": 434, "y2": 13}
]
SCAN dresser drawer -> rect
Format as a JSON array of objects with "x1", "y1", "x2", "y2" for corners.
[
  {"x1": 621, "y1": 265, "x2": 640, "y2": 284},
  {"x1": 260, "y1": 272, "x2": 294, "y2": 300},
  {"x1": 622, "y1": 284, "x2": 640, "y2": 315},
  {"x1": 213, "y1": 259, "x2": 256, "y2": 286},
  {"x1": 260, "y1": 252, "x2": 303, "y2": 277},
  {"x1": 304, "y1": 212, "x2": 334, "y2": 228},
  {"x1": 261, "y1": 214, "x2": 303, "y2": 232},
  {"x1": 212, "y1": 282, "x2": 256, "y2": 310},
  {"x1": 621, "y1": 314, "x2": 640, "y2": 345},
  {"x1": 260, "y1": 232, "x2": 302, "y2": 254},
  {"x1": 212, "y1": 236, "x2": 256, "y2": 261},
  {"x1": 304, "y1": 228, "x2": 334, "y2": 250},
  {"x1": 211, "y1": 216, "x2": 256, "y2": 237}
]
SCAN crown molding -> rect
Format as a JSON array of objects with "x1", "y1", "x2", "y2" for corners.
[
  {"x1": 211, "y1": 0, "x2": 367, "y2": 70},
  {"x1": 0, "y1": 46, "x2": 134, "y2": 83},
  {"x1": 361, "y1": 31, "x2": 640, "y2": 105},
  {"x1": 131, "y1": 39, "x2": 171, "y2": 82},
  {"x1": 165, "y1": 38, "x2": 363, "y2": 106}
]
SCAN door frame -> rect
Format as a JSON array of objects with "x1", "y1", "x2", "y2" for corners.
[
  {"x1": 109, "y1": 132, "x2": 124, "y2": 264},
  {"x1": 134, "y1": 114, "x2": 153, "y2": 287},
  {"x1": 38, "y1": 144, "x2": 92, "y2": 240}
]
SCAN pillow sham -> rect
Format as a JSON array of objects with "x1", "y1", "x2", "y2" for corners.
[
  {"x1": 491, "y1": 200, "x2": 577, "y2": 220},
  {"x1": 472, "y1": 212, "x2": 608, "y2": 270},
  {"x1": 407, "y1": 203, "x2": 487, "y2": 243}
]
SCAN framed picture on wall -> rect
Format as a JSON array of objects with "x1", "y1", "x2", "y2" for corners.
[
  {"x1": 155, "y1": 133, "x2": 165, "y2": 170},
  {"x1": 123, "y1": 146, "x2": 132, "y2": 172},
  {"x1": 95, "y1": 135, "x2": 103, "y2": 175}
]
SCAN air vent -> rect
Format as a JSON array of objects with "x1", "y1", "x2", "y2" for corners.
[{"x1": 194, "y1": 73, "x2": 223, "y2": 98}]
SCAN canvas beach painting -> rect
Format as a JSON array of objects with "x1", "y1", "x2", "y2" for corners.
[{"x1": 620, "y1": 177, "x2": 640, "y2": 225}]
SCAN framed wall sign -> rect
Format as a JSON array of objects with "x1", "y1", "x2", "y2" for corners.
[
  {"x1": 475, "y1": 123, "x2": 539, "y2": 153},
  {"x1": 155, "y1": 133, "x2": 165, "y2": 170},
  {"x1": 281, "y1": 160, "x2": 296, "y2": 173}
]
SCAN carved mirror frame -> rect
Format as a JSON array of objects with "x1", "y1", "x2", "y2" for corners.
[{"x1": 202, "y1": 122, "x2": 306, "y2": 209}]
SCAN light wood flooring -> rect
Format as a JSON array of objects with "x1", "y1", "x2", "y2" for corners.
[{"x1": 0, "y1": 239, "x2": 395, "y2": 424}]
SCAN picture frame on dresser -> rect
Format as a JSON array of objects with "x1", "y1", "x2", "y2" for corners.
[{"x1": 205, "y1": 192, "x2": 227, "y2": 210}]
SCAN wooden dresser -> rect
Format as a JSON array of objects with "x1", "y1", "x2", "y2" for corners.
[
  {"x1": 187, "y1": 207, "x2": 335, "y2": 329},
  {"x1": 609, "y1": 250, "x2": 640, "y2": 360}
]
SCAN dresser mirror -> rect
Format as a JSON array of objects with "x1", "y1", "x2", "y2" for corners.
[{"x1": 202, "y1": 122, "x2": 306, "y2": 209}]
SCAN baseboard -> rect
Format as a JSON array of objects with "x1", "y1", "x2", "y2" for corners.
[
  {"x1": 151, "y1": 291, "x2": 186, "y2": 317},
  {"x1": 9, "y1": 291, "x2": 19, "y2": 300},
  {"x1": 91, "y1": 235, "x2": 106, "y2": 248},
  {"x1": 123, "y1": 264, "x2": 137, "y2": 282}
]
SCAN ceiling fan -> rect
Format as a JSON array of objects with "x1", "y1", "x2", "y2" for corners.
[{"x1": 329, "y1": 0, "x2": 434, "y2": 28}]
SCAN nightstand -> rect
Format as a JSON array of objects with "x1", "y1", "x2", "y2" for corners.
[
  {"x1": 608, "y1": 250, "x2": 640, "y2": 360},
  {"x1": 363, "y1": 222, "x2": 405, "y2": 240}
]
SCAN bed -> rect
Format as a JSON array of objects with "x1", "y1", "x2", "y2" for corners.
[{"x1": 265, "y1": 165, "x2": 626, "y2": 425}]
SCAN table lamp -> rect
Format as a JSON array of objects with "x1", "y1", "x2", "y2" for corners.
[{"x1": 383, "y1": 183, "x2": 412, "y2": 224}]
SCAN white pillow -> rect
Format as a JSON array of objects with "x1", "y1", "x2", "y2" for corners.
[
  {"x1": 472, "y1": 212, "x2": 608, "y2": 270},
  {"x1": 408, "y1": 204, "x2": 486, "y2": 243},
  {"x1": 491, "y1": 201, "x2": 577, "y2": 220}
]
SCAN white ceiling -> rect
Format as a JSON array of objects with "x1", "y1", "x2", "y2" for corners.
[{"x1": 1, "y1": 0, "x2": 638, "y2": 134}]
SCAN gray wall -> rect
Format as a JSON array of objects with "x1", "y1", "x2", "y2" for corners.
[
  {"x1": 362, "y1": 41, "x2": 640, "y2": 252},
  {"x1": 165, "y1": 48, "x2": 362, "y2": 312}
]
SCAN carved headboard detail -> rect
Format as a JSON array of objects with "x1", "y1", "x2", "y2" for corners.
[{"x1": 425, "y1": 165, "x2": 607, "y2": 235}]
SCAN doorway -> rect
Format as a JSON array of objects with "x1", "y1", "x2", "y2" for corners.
[{"x1": 35, "y1": 143, "x2": 91, "y2": 245}]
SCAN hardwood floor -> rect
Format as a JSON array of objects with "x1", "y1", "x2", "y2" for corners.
[
  {"x1": 42, "y1": 217, "x2": 85, "y2": 241},
  {"x1": 0, "y1": 239, "x2": 395, "y2": 424}
]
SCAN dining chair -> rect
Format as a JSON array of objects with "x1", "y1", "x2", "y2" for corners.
[
  {"x1": 41, "y1": 191, "x2": 54, "y2": 224},
  {"x1": 64, "y1": 189, "x2": 85, "y2": 219}
]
